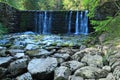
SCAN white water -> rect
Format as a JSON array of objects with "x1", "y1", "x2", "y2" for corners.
[
  {"x1": 34, "y1": 11, "x2": 52, "y2": 34},
  {"x1": 35, "y1": 11, "x2": 88, "y2": 35},
  {"x1": 68, "y1": 11, "x2": 72, "y2": 34},
  {"x1": 75, "y1": 11, "x2": 79, "y2": 34},
  {"x1": 74, "y1": 10, "x2": 88, "y2": 35}
]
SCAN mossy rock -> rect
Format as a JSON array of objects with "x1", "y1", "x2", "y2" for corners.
[{"x1": 25, "y1": 49, "x2": 39, "y2": 56}]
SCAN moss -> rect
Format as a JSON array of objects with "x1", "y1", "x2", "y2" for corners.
[{"x1": 25, "y1": 49, "x2": 39, "y2": 55}]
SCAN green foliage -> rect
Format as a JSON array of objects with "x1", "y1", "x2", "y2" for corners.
[
  {"x1": 92, "y1": 13, "x2": 120, "y2": 39},
  {"x1": 62, "y1": 0, "x2": 81, "y2": 10},
  {"x1": 0, "y1": 0, "x2": 59, "y2": 10},
  {"x1": 0, "y1": 22, "x2": 7, "y2": 35}
]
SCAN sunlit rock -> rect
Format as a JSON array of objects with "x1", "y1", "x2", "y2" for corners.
[
  {"x1": 16, "y1": 72, "x2": 33, "y2": 80},
  {"x1": 54, "y1": 66, "x2": 71, "y2": 80},
  {"x1": 28, "y1": 57, "x2": 58, "y2": 80},
  {"x1": 8, "y1": 58, "x2": 28, "y2": 76}
]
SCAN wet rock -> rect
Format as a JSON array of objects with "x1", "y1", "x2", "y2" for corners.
[
  {"x1": 28, "y1": 57, "x2": 57, "y2": 80},
  {"x1": 38, "y1": 49, "x2": 52, "y2": 56},
  {"x1": 16, "y1": 72, "x2": 33, "y2": 80},
  {"x1": 14, "y1": 53, "x2": 25, "y2": 58},
  {"x1": 57, "y1": 48, "x2": 77, "y2": 56},
  {"x1": 98, "y1": 78, "x2": 106, "y2": 80},
  {"x1": 71, "y1": 51, "x2": 85, "y2": 61},
  {"x1": 85, "y1": 79, "x2": 96, "y2": 80},
  {"x1": 68, "y1": 75, "x2": 84, "y2": 80},
  {"x1": 81, "y1": 54, "x2": 103, "y2": 67},
  {"x1": 74, "y1": 66, "x2": 108, "y2": 79},
  {"x1": 102, "y1": 66, "x2": 111, "y2": 72},
  {"x1": 53, "y1": 53, "x2": 70, "y2": 60},
  {"x1": 24, "y1": 31, "x2": 35, "y2": 35},
  {"x1": 98, "y1": 73, "x2": 116, "y2": 80},
  {"x1": 8, "y1": 58, "x2": 28, "y2": 76},
  {"x1": 113, "y1": 66, "x2": 120, "y2": 80},
  {"x1": 10, "y1": 45, "x2": 24, "y2": 49},
  {"x1": 108, "y1": 52, "x2": 120, "y2": 64},
  {"x1": 25, "y1": 44, "x2": 39, "y2": 50},
  {"x1": 0, "y1": 50, "x2": 6, "y2": 57},
  {"x1": 26, "y1": 49, "x2": 52, "y2": 57},
  {"x1": 106, "y1": 73, "x2": 115, "y2": 80},
  {"x1": 0, "y1": 57, "x2": 13, "y2": 67},
  {"x1": 6, "y1": 49, "x2": 24, "y2": 56},
  {"x1": 0, "y1": 39, "x2": 9, "y2": 45},
  {"x1": 61, "y1": 60, "x2": 85, "y2": 72},
  {"x1": 81, "y1": 47, "x2": 100, "y2": 55},
  {"x1": 56, "y1": 58, "x2": 65, "y2": 64},
  {"x1": 111, "y1": 60, "x2": 120, "y2": 70},
  {"x1": 0, "y1": 67, "x2": 7, "y2": 78},
  {"x1": 54, "y1": 66, "x2": 71, "y2": 80},
  {"x1": 0, "y1": 46, "x2": 6, "y2": 56}
]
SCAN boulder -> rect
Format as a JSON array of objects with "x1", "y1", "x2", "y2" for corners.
[
  {"x1": 85, "y1": 79, "x2": 96, "y2": 80},
  {"x1": 102, "y1": 66, "x2": 111, "y2": 72},
  {"x1": 53, "y1": 53, "x2": 70, "y2": 60},
  {"x1": 108, "y1": 52, "x2": 120, "y2": 66},
  {"x1": 110, "y1": 60, "x2": 120, "y2": 70},
  {"x1": 16, "y1": 72, "x2": 33, "y2": 80},
  {"x1": 71, "y1": 51, "x2": 84, "y2": 61},
  {"x1": 0, "y1": 47, "x2": 6, "y2": 57},
  {"x1": 26, "y1": 49, "x2": 52, "y2": 57},
  {"x1": 68, "y1": 75, "x2": 84, "y2": 80},
  {"x1": 81, "y1": 54, "x2": 103, "y2": 67},
  {"x1": 72, "y1": 47, "x2": 100, "y2": 61},
  {"x1": 0, "y1": 67, "x2": 7, "y2": 78},
  {"x1": 37, "y1": 49, "x2": 52, "y2": 56},
  {"x1": 25, "y1": 44, "x2": 39, "y2": 50},
  {"x1": 106, "y1": 73, "x2": 115, "y2": 80},
  {"x1": 14, "y1": 53, "x2": 25, "y2": 58},
  {"x1": 28, "y1": 57, "x2": 58, "y2": 80},
  {"x1": 54, "y1": 66, "x2": 71, "y2": 80},
  {"x1": 61, "y1": 60, "x2": 85, "y2": 72},
  {"x1": 56, "y1": 58, "x2": 65, "y2": 64},
  {"x1": 74, "y1": 66, "x2": 109, "y2": 79},
  {"x1": 0, "y1": 57, "x2": 13, "y2": 67},
  {"x1": 113, "y1": 66, "x2": 120, "y2": 80},
  {"x1": 98, "y1": 78, "x2": 106, "y2": 80},
  {"x1": 57, "y1": 48, "x2": 77, "y2": 56},
  {"x1": 8, "y1": 58, "x2": 28, "y2": 76},
  {"x1": 6, "y1": 49, "x2": 24, "y2": 56},
  {"x1": 98, "y1": 75, "x2": 116, "y2": 80}
]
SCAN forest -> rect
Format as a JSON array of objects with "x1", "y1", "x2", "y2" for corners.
[{"x1": 0, "y1": 0, "x2": 120, "y2": 80}]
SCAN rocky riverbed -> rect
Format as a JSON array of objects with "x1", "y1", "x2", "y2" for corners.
[{"x1": 0, "y1": 31, "x2": 120, "y2": 80}]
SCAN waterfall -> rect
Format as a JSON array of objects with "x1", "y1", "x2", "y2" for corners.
[
  {"x1": 84, "y1": 10, "x2": 88, "y2": 35},
  {"x1": 68, "y1": 11, "x2": 72, "y2": 34},
  {"x1": 34, "y1": 10, "x2": 88, "y2": 35},
  {"x1": 80, "y1": 11, "x2": 84, "y2": 34},
  {"x1": 34, "y1": 11, "x2": 52, "y2": 34},
  {"x1": 42, "y1": 11, "x2": 47, "y2": 34},
  {"x1": 74, "y1": 10, "x2": 88, "y2": 35},
  {"x1": 75, "y1": 11, "x2": 79, "y2": 34}
]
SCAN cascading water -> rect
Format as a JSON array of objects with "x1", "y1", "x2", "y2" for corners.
[
  {"x1": 74, "y1": 10, "x2": 88, "y2": 35},
  {"x1": 83, "y1": 10, "x2": 88, "y2": 35},
  {"x1": 34, "y1": 11, "x2": 52, "y2": 34},
  {"x1": 34, "y1": 10, "x2": 88, "y2": 35},
  {"x1": 68, "y1": 11, "x2": 72, "y2": 34},
  {"x1": 75, "y1": 11, "x2": 79, "y2": 34}
]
